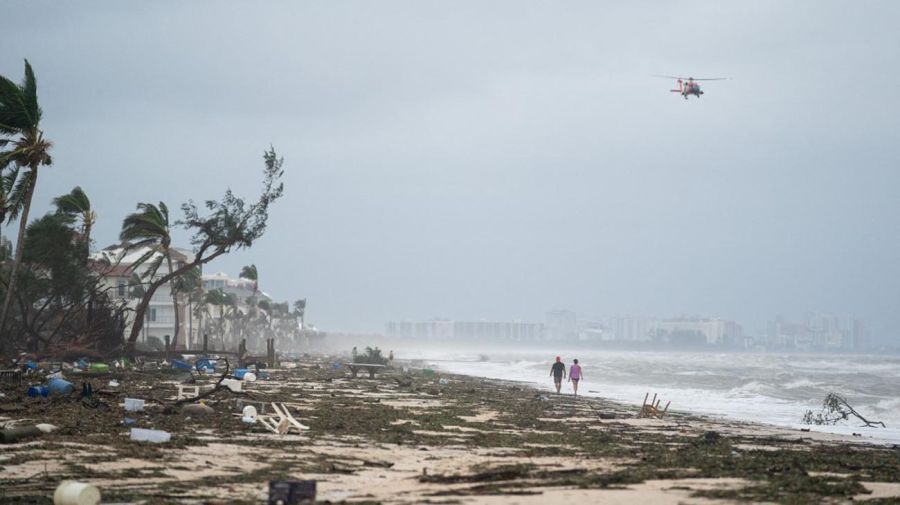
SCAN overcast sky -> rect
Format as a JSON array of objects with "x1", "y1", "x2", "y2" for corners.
[{"x1": 2, "y1": 1, "x2": 899, "y2": 339}]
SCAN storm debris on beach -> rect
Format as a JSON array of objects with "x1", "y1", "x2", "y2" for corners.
[{"x1": 2, "y1": 357, "x2": 900, "y2": 504}]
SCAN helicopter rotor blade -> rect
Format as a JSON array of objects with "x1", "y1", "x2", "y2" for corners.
[
  {"x1": 691, "y1": 77, "x2": 728, "y2": 81},
  {"x1": 652, "y1": 75, "x2": 685, "y2": 80}
]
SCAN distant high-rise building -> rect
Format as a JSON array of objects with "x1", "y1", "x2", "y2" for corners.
[{"x1": 545, "y1": 310, "x2": 577, "y2": 340}]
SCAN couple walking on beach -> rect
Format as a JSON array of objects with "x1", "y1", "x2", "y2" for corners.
[{"x1": 550, "y1": 357, "x2": 583, "y2": 396}]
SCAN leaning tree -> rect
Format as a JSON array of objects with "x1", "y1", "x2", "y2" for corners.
[
  {"x1": 121, "y1": 148, "x2": 284, "y2": 355},
  {"x1": 0, "y1": 60, "x2": 54, "y2": 340}
]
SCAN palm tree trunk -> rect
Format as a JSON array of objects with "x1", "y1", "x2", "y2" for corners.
[
  {"x1": 0, "y1": 169, "x2": 37, "y2": 343},
  {"x1": 165, "y1": 254, "x2": 180, "y2": 350}
]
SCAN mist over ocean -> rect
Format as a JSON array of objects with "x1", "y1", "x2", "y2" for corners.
[{"x1": 405, "y1": 349, "x2": 900, "y2": 443}]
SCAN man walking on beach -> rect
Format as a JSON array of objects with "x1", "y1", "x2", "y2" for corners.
[
  {"x1": 569, "y1": 359, "x2": 583, "y2": 397},
  {"x1": 550, "y1": 356, "x2": 566, "y2": 393}
]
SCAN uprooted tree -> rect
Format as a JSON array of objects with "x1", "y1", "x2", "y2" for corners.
[
  {"x1": 802, "y1": 392, "x2": 886, "y2": 428},
  {"x1": 121, "y1": 148, "x2": 285, "y2": 356}
]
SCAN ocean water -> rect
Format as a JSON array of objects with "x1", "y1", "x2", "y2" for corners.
[{"x1": 408, "y1": 349, "x2": 900, "y2": 444}]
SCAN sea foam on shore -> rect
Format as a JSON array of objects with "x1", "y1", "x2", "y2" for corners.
[{"x1": 413, "y1": 349, "x2": 900, "y2": 444}]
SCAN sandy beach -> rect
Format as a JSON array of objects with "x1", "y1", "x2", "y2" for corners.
[{"x1": 2, "y1": 357, "x2": 900, "y2": 504}]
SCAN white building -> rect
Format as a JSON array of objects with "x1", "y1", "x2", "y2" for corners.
[{"x1": 91, "y1": 245, "x2": 196, "y2": 349}]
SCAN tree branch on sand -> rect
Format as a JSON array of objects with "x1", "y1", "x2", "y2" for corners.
[{"x1": 802, "y1": 392, "x2": 886, "y2": 428}]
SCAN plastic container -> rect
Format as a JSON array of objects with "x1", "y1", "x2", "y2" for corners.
[
  {"x1": 28, "y1": 385, "x2": 49, "y2": 397},
  {"x1": 171, "y1": 359, "x2": 192, "y2": 370},
  {"x1": 53, "y1": 481, "x2": 100, "y2": 505},
  {"x1": 233, "y1": 368, "x2": 250, "y2": 379},
  {"x1": 221, "y1": 378, "x2": 242, "y2": 393},
  {"x1": 88, "y1": 363, "x2": 109, "y2": 373},
  {"x1": 124, "y1": 398, "x2": 145, "y2": 412},
  {"x1": 53, "y1": 480, "x2": 101, "y2": 505},
  {"x1": 130, "y1": 428, "x2": 171, "y2": 443},
  {"x1": 47, "y1": 378, "x2": 74, "y2": 396},
  {"x1": 242, "y1": 405, "x2": 258, "y2": 420},
  {"x1": 195, "y1": 358, "x2": 216, "y2": 372}
]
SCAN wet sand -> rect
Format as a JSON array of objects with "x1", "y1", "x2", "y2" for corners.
[{"x1": 1, "y1": 357, "x2": 899, "y2": 504}]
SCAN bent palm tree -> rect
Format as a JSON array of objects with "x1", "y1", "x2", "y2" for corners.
[
  {"x1": 119, "y1": 202, "x2": 183, "y2": 348},
  {"x1": 0, "y1": 60, "x2": 53, "y2": 338},
  {"x1": 53, "y1": 186, "x2": 95, "y2": 262}
]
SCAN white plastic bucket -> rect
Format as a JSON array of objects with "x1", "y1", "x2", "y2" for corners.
[
  {"x1": 242, "y1": 405, "x2": 258, "y2": 420},
  {"x1": 54, "y1": 480, "x2": 101, "y2": 505},
  {"x1": 243, "y1": 372, "x2": 257, "y2": 382}
]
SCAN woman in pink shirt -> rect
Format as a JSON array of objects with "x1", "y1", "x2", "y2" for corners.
[{"x1": 569, "y1": 359, "x2": 583, "y2": 397}]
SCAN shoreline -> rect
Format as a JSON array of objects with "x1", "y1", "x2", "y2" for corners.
[
  {"x1": 432, "y1": 365, "x2": 897, "y2": 448},
  {"x1": 2, "y1": 356, "x2": 899, "y2": 503}
]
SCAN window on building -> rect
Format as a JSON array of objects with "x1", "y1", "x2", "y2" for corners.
[
  {"x1": 117, "y1": 280, "x2": 127, "y2": 297},
  {"x1": 150, "y1": 308, "x2": 157, "y2": 322}
]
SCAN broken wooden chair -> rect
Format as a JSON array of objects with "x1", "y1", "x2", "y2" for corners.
[{"x1": 637, "y1": 392, "x2": 670, "y2": 419}]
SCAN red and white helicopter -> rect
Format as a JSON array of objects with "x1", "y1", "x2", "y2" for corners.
[{"x1": 656, "y1": 75, "x2": 727, "y2": 99}]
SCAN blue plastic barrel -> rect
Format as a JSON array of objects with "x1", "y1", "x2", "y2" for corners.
[
  {"x1": 234, "y1": 368, "x2": 249, "y2": 379},
  {"x1": 28, "y1": 385, "x2": 49, "y2": 397},
  {"x1": 47, "y1": 378, "x2": 74, "y2": 396}
]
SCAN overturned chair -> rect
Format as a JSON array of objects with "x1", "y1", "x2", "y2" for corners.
[
  {"x1": 257, "y1": 402, "x2": 310, "y2": 434},
  {"x1": 637, "y1": 392, "x2": 671, "y2": 419}
]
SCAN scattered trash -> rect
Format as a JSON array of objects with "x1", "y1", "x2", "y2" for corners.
[
  {"x1": 438, "y1": 378, "x2": 449, "y2": 385},
  {"x1": 80, "y1": 382, "x2": 93, "y2": 398},
  {"x1": 130, "y1": 428, "x2": 171, "y2": 443},
  {"x1": 182, "y1": 403, "x2": 215, "y2": 416},
  {"x1": 53, "y1": 480, "x2": 101, "y2": 505},
  {"x1": 124, "y1": 398, "x2": 145, "y2": 412},
  {"x1": 243, "y1": 372, "x2": 257, "y2": 382},
  {"x1": 257, "y1": 403, "x2": 310, "y2": 434},
  {"x1": 88, "y1": 363, "x2": 109, "y2": 374},
  {"x1": 268, "y1": 479, "x2": 316, "y2": 505},
  {"x1": 221, "y1": 378, "x2": 242, "y2": 393},
  {"x1": 257, "y1": 371, "x2": 270, "y2": 380},
  {"x1": 28, "y1": 385, "x2": 49, "y2": 398},
  {"x1": 47, "y1": 371, "x2": 64, "y2": 379},
  {"x1": 36, "y1": 423, "x2": 57, "y2": 433},
  {"x1": 176, "y1": 385, "x2": 200, "y2": 400},
  {"x1": 637, "y1": 392, "x2": 670, "y2": 419},
  {"x1": 242, "y1": 405, "x2": 258, "y2": 424},
  {"x1": 170, "y1": 359, "x2": 192, "y2": 370},
  {"x1": 48, "y1": 377, "x2": 74, "y2": 396},
  {"x1": 123, "y1": 417, "x2": 136, "y2": 425},
  {"x1": 108, "y1": 380, "x2": 119, "y2": 388},
  {"x1": 1, "y1": 425, "x2": 44, "y2": 444},
  {"x1": 234, "y1": 368, "x2": 250, "y2": 379},
  {"x1": 195, "y1": 358, "x2": 216, "y2": 372},
  {"x1": 0, "y1": 369, "x2": 22, "y2": 384}
]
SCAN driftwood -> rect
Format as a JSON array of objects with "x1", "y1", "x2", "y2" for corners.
[{"x1": 802, "y1": 393, "x2": 886, "y2": 428}]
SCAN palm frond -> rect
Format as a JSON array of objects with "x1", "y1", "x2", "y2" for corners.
[{"x1": 21, "y1": 59, "x2": 41, "y2": 126}]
